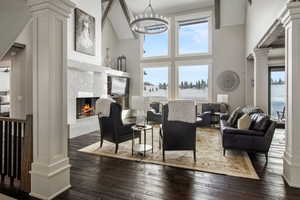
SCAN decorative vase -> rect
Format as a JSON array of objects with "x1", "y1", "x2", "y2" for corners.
[{"x1": 104, "y1": 48, "x2": 113, "y2": 68}]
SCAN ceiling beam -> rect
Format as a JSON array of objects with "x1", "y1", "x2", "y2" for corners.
[
  {"x1": 119, "y1": 0, "x2": 137, "y2": 39},
  {"x1": 102, "y1": 0, "x2": 114, "y2": 28},
  {"x1": 215, "y1": 0, "x2": 220, "y2": 29}
]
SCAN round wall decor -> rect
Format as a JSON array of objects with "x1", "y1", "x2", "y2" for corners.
[{"x1": 217, "y1": 70, "x2": 240, "y2": 92}]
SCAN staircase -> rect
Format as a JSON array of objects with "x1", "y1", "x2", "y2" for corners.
[{"x1": 0, "y1": 0, "x2": 31, "y2": 60}]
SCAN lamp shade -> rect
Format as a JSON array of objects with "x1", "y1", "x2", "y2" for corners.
[
  {"x1": 217, "y1": 94, "x2": 229, "y2": 104},
  {"x1": 131, "y1": 96, "x2": 149, "y2": 111}
]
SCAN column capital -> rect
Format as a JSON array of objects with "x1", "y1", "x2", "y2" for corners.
[
  {"x1": 253, "y1": 48, "x2": 270, "y2": 58},
  {"x1": 281, "y1": 1, "x2": 300, "y2": 27},
  {"x1": 27, "y1": 0, "x2": 76, "y2": 17}
]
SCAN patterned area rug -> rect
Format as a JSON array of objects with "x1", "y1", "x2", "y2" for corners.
[{"x1": 79, "y1": 128, "x2": 259, "y2": 179}]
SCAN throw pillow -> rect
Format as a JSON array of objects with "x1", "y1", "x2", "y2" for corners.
[
  {"x1": 250, "y1": 114, "x2": 270, "y2": 132},
  {"x1": 227, "y1": 106, "x2": 241, "y2": 126},
  {"x1": 238, "y1": 114, "x2": 252, "y2": 130}
]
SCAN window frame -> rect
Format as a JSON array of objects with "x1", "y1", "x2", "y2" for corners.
[
  {"x1": 268, "y1": 66, "x2": 285, "y2": 118},
  {"x1": 175, "y1": 60, "x2": 213, "y2": 102},
  {"x1": 175, "y1": 12, "x2": 212, "y2": 57},
  {"x1": 140, "y1": 28, "x2": 171, "y2": 61},
  {"x1": 141, "y1": 62, "x2": 172, "y2": 100}
]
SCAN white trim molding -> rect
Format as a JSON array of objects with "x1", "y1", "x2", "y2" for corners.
[
  {"x1": 28, "y1": 0, "x2": 75, "y2": 199},
  {"x1": 281, "y1": 1, "x2": 300, "y2": 188}
]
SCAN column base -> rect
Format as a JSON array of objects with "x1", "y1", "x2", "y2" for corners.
[
  {"x1": 30, "y1": 158, "x2": 71, "y2": 200},
  {"x1": 283, "y1": 155, "x2": 300, "y2": 188}
]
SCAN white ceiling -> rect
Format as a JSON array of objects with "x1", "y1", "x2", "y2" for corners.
[{"x1": 126, "y1": 0, "x2": 214, "y2": 14}]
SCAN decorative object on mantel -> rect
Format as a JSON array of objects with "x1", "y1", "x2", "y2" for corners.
[
  {"x1": 104, "y1": 48, "x2": 113, "y2": 68},
  {"x1": 217, "y1": 70, "x2": 240, "y2": 92},
  {"x1": 117, "y1": 55, "x2": 127, "y2": 72},
  {"x1": 75, "y1": 8, "x2": 96, "y2": 56},
  {"x1": 130, "y1": 0, "x2": 169, "y2": 34}
]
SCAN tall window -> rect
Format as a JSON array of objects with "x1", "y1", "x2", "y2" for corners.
[
  {"x1": 140, "y1": 11, "x2": 212, "y2": 102},
  {"x1": 177, "y1": 65, "x2": 209, "y2": 100},
  {"x1": 142, "y1": 27, "x2": 169, "y2": 58},
  {"x1": 143, "y1": 66, "x2": 169, "y2": 98},
  {"x1": 176, "y1": 13, "x2": 211, "y2": 56},
  {"x1": 269, "y1": 67, "x2": 285, "y2": 119}
]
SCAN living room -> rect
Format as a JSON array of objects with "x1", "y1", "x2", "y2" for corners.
[{"x1": 0, "y1": 0, "x2": 300, "y2": 200}]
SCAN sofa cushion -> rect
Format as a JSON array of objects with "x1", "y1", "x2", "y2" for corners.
[
  {"x1": 238, "y1": 114, "x2": 252, "y2": 130},
  {"x1": 227, "y1": 107, "x2": 241, "y2": 126},
  {"x1": 250, "y1": 114, "x2": 270, "y2": 132}
]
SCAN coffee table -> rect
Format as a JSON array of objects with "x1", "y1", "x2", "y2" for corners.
[{"x1": 132, "y1": 125, "x2": 153, "y2": 156}]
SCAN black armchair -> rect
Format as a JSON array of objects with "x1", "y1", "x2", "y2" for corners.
[
  {"x1": 147, "y1": 102, "x2": 162, "y2": 124},
  {"x1": 196, "y1": 103, "x2": 229, "y2": 127},
  {"x1": 160, "y1": 104, "x2": 197, "y2": 162},
  {"x1": 98, "y1": 103, "x2": 140, "y2": 153}
]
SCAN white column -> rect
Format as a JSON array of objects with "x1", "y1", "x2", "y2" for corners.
[
  {"x1": 27, "y1": 0, "x2": 75, "y2": 199},
  {"x1": 253, "y1": 48, "x2": 269, "y2": 113},
  {"x1": 281, "y1": 1, "x2": 300, "y2": 188}
]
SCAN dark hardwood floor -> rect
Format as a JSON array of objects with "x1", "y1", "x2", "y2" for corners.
[{"x1": 1, "y1": 128, "x2": 300, "y2": 199}]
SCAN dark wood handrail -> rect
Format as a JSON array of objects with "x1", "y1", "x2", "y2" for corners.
[
  {"x1": 0, "y1": 117, "x2": 26, "y2": 123},
  {"x1": 0, "y1": 115, "x2": 33, "y2": 193}
]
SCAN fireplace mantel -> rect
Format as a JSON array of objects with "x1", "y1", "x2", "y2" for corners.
[{"x1": 68, "y1": 59, "x2": 130, "y2": 78}]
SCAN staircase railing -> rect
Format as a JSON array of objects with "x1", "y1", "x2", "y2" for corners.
[{"x1": 0, "y1": 115, "x2": 33, "y2": 193}]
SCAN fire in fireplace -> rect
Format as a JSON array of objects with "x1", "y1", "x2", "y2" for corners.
[{"x1": 76, "y1": 97, "x2": 99, "y2": 119}]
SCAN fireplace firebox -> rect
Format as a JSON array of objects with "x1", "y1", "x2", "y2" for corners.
[{"x1": 76, "y1": 97, "x2": 99, "y2": 119}]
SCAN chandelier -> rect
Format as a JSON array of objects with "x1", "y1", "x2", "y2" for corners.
[{"x1": 130, "y1": 0, "x2": 169, "y2": 34}]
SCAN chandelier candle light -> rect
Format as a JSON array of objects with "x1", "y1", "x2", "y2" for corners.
[{"x1": 130, "y1": 0, "x2": 169, "y2": 34}]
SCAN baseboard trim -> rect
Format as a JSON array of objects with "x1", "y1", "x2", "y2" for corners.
[
  {"x1": 30, "y1": 185, "x2": 71, "y2": 200},
  {"x1": 283, "y1": 157, "x2": 300, "y2": 188}
]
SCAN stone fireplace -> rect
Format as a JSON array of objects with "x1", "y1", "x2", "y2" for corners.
[{"x1": 76, "y1": 97, "x2": 99, "y2": 119}]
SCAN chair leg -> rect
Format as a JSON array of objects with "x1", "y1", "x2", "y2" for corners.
[
  {"x1": 265, "y1": 152, "x2": 268, "y2": 164},
  {"x1": 223, "y1": 149, "x2": 226, "y2": 156},
  {"x1": 163, "y1": 150, "x2": 165, "y2": 162},
  {"x1": 115, "y1": 143, "x2": 119, "y2": 154},
  {"x1": 193, "y1": 150, "x2": 196, "y2": 163},
  {"x1": 100, "y1": 138, "x2": 103, "y2": 148},
  {"x1": 139, "y1": 134, "x2": 141, "y2": 144}
]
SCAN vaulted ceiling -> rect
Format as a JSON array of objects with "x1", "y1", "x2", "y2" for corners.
[{"x1": 126, "y1": 0, "x2": 214, "y2": 14}]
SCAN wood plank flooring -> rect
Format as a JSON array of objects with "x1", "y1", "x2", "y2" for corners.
[
  {"x1": 55, "y1": 129, "x2": 300, "y2": 200},
  {"x1": 1, "y1": 128, "x2": 300, "y2": 199}
]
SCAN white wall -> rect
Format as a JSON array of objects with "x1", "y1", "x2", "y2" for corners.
[
  {"x1": 118, "y1": 39, "x2": 141, "y2": 104},
  {"x1": 0, "y1": 0, "x2": 31, "y2": 59},
  {"x1": 245, "y1": 0, "x2": 286, "y2": 56},
  {"x1": 221, "y1": 0, "x2": 246, "y2": 27},
  {"x1": 9, "y1": 21, "x2": 33, "y2": 119},
  {"x1": 0, "y1": 71, "x2": 10, "y2": 92},
  {"x1": 68, "y1": 0, "x2": 102, "y2": 66},
  {"x1": 214, "y1": 24, "x2": 246, "y2": 108},
  {"x1": 102, "y1": 19, "x2": 120, "y2": 68}
]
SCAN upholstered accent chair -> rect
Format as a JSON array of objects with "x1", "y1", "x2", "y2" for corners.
[
  {"x1": 147, "y1": 102, "x2": 162, "y2": 124},
  {"x1": 160, "y1": 104, "x2": 197, "y2": 162},
  {"x1": 98, "y1": 103, "x2": 141, "y2": 153},
  {"x1": 196, "y1": 103, "x2": 230, "y2": 127}
]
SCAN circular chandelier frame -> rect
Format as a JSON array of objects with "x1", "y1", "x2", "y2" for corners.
[{"x1": 130, "y1": 0, "x2": 169, "y2": 34}]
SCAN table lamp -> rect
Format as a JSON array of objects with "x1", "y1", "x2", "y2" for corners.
[
  {"x1": 217, "y1": 94, "x2": 229, "y2": 104},
  {"x1": 132, "y1": 96, "x2": 149, "y2": 126}
]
